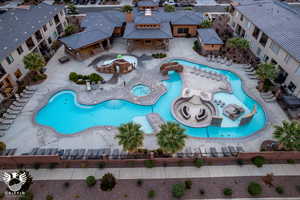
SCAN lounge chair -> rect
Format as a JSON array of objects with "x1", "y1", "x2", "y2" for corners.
[
  {"x1": 23, "y1": 89, "x2": 35, "y2": 95},
  {"x1": 30, "y1": 148, "x2": 39, "y2": 155},
  {"x1": 236, "y1": 146, "x2": 245, "y2": 153},
  {"x1": 62, "y1": 149, "x2": 71, "y2": 160},
  {"x1": 3, "y1": 113, "x2": 17, "y2": 119},
  {"x1": 25, "y1": 85, "x2": 38, "y2": 91},
  {"x1": 86, "y1": 149, "x2": 93, "y2": 159},
  {"x1": 221, "y1": 147, "x2": 231, "y2": 157},
  {"x1": 37, "y1": 148, "x2": 45, "y2": 155},
  {"x1": 9, "y1": 148, "x2": 17, "y2": 155},
  {"x1": 0, "y1": 118, "x2": 14, "y2": 125},
  {"x1": 248, "y1": 74, "x2": 258, "y2": 80},
  {"x1": 45, "y1": 148, "x2": 52, "y2": 155},
  {"x1": 185, "y1": 147, "x2": 193, "y2": 158},
  {"x1": 16, "y1": 97, "x2": 29, "y2": 103},
  {"x1": 4, "y1": 149, "x2": 11, "y2": 156},
  {"x1": 71, "y1": 149, "x2": 79, "y2": 160},
  {"x1": 0, "y1": 131, "x2": 5, "y2": 137},
  {"x1": 228, "y1": 146, "x2": 238, "y2": 156},
  {"x1": 86, "y1": 81, "x2": 91, "y2": 91},
  {"x1": 9, "y1": 105, "x2": 23, "y2": 111},
  {"x1": 12, "y1": 101, "x2": 26, "y2": 107},
  {"x1": 20, "y1": 92, "x2": 33, "y2": 98},
  {"x1": 103, "y1": 148, "x2": 111, "y2": 157},
  {"x1": 265, "y1": 97, "x2": 276, "y2": 103},
  {"x1": 112, "y1": 149, "x2": 119, "y2": 159},
  {"x1": 210, "y1": 147, "x2": 218, "y2": 157},
  {"x1": 6, "y1": 109, "x2": 21, "y2": 115},
  {"x1": 77, "y1": 149, "x2": 85, "y2": 159}
]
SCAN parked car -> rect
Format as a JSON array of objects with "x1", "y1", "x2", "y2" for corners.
[
  {"x1": 90, "y1": 0, "x2": 97, "y2": 4},
  {"x1": 163, "y1": 0, "x2": 177, "y2": 6}
]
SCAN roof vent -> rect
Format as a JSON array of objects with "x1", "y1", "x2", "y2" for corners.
[{"x1": 145, "y1": 9, "x2": 152, "y2": 16}]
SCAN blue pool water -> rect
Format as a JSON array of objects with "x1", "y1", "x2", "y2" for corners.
[
  {"x1": 36, "y1": 59, "x2": 266, "y2": 137},
  {"x1": 131, "y1": 84, "x2": 151, "y2": 97}
]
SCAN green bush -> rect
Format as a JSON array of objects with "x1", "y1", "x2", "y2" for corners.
[
  {"x1": 76, "y1": 80, "x2": 86, "y2": 85},
  {"x1": 275, "y1": 186, "x2": 284, "y2": 194},
  {"x1": 223, "y1": 188, "x2": 233, "y2": 196},
  {"x1": 98, "y1": 162, "x2": 106, "y2": 169},
  {"x1": 199, "y1": 189, "x2": 205, "y2": 195},
  {"x1": 251, "y1": 156, "x2": 265, "y2": 168},
  {"x1": 48, "y1": 163, "x2": 58, "y2": 169},
  {"x1": 194, "y1": 159, "x2": 204, "y2": 168},
  {"x1": 19, "y1": 191, "x2": 34, "y2": 200},
  {"x1": 33, "y1": 163, "x2": 40, "y2": 170},
  {"x1": 46, "y1": 194, "x2": 53, "y2": 200},
  {"x1": 248, "y1": 182, "x2": 262, "y2": 196},
  {"x1": 0, "y1": 141, "x2": 6, "y2": 152},
  {"x1": 100, "y1": 173, "x2": 117, "y2": 191},
  {"x1": 69, "y1": 72, "x2": 78, "y2": 82},
  {"x1": 148, "y1": 189, "x2": 155, "y2": 198},
  {"x1": 86, "y1": 176, "x2": 96, "y2": 187},
  {"x1": 144, "y1": 160, "x2": 155, "y2": 168},
  {"x1": 172, "y1": 183, "x2": 186, "y2": 198},
  {"x1": 184, "y1": 180, "x2": 192, "y2": 189},
  {"x1": 136, "y1": 179, "x2": 143, "y2": 187},
  {"x1": 89, "y1": 73, "x2": 103, "y2": 83},
  {"x1": 236, "y1": 159, "x2": 244, "y2": 166},
  {"x1": 164, "y1": 4, "x2": 175, "y2": 12},
  {"x1": 152, "y1": 53, "x2": 167, "y2": 59},
  {"x1": 64, "y1": 182, "x2": 70, "y2": 188},
  {"x1": 0, "y1": 192, "x2": 5, "y2": 199},
  {"x1": 287, "y1": 159, "x2": 295, "y2": 164}
]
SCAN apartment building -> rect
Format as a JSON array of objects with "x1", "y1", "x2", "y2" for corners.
[
  {"x1": 0, "y1": 3, "x2": 67, "y2": 101},
  {"x1": 229, "y1": 0, "x2": 300, "y2": 97}
]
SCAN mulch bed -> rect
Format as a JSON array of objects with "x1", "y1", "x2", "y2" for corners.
[{"x1": 1, "y1": 176, "x2": 300, "y2": 199}]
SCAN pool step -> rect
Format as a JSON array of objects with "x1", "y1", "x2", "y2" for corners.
[{"x1": 146, "y1": 113, "x2": 165, "y2": 133}]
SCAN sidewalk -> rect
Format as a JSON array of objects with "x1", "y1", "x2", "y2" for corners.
[{"x1": 2, "y1": 164, "x2": 300, "y2": 180}]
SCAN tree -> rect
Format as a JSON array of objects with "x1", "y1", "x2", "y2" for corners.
[
  {"x1": 256, "y1": 63, "x2": 278, "y2": 91},
  {"x1": 157, "y1": 122, "x2": 187, "y2": 154},
  {"x1": 64, "y1": 24, "x2": 77, "y2": 36},
  {"x1": 121, "y1": 5, "x2": 133, "y2": 13},
  {"x1": 0, "y1": 141, "x2": 6, "y2": 152},
  {"x1": 67, "y1": 4, "x2": 78, "y2": 15},
  {"x1": 227, "y1": 37, "x2": 250, "y2": 49},
  {"x1": 273, "y1": 120, "x2": 300, "y2": 151},
  {"x1": 199, "y1": 19, "x2": 213, "y2": 28},
  {"x1": 115, "y1": 122, "x2": 144, "y2": 153},
  {"x1": 100, "y1": 173, "x2": 116, "y2": 191},
  {"x1": 23, "y1": 53, "x2": 45, "y2": 76},
  {"x1": 164, "y1": 4, "x2": 175, "y2": 12}
]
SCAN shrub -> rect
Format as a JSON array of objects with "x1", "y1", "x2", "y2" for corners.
[
  {"x1": 100, "y1": 173, "x2": 117, "y2": 191},
  {"x1": 184, "y1": 180, "x2": 192, "y2": 189},
  {"x1": 184, "y1": 7, "x2": 193, "y2": 10},
  {"x1": 194, "y1": 159, "x2": 204, "y2": 168},
  {"x1": 144, "y1": 160, "x2": 155, "y2": 168},
  {"x1": 136, "y1": 179, "x2": 143, "y2": 187},
  {"x1": 177, "y1": 160, "x2": 184, "y2": 167},
  {"x1": 69, "y1": 72, "x2": 78, "y2": 82},
  {"x1": 0, "y1": 192, "x2": 4, "y2": 198},
  {"x1": 48, "y1": 163, "x2": 58, "y2": 169},
  {"x1": 199, "y1": 189, "x2": 205, "y2": 195},
  {"x1": 248, "y1": 182, "x2": 262, "y2": 196},
  {"x1": 89, "y1": 73, "x2": 103, "y2": 83},
  {"x1": 64, "y1": 182, "x2": 70, "y2": 188},
  {"x1": 287, "y1": 159, "x2": 295, "y2": 164},
  {"x1": 261, "y1": 173, "x2": 274, "y2": 187},
  {"x1": 152, "y1": 53, "x2": 167, "y2": 59},
  {"x1": 86, "y1": 176, "x2": 96, "y2": 187},
  {"x1": 76, "y1": 80, "x2": 86, "y2": 85},
  {"x1": 0, "y1": 141, "x2": 6, "y2": 152},
  {"x1": 33, "y1": 163, "x2": 40, "y2": 170},
  {"x1": 236, "y1": 159, "x2": 244, "y2": 166},
  {"x1": 46, "y1": 194, "x2": 53, "y2": 200},
  {"x1": 172, "y1": 183, "x2": 186, "y2": 198},
  {"x1": 164, "y1": 4, "x2": 175, "y2": 12},
  {"x1": 98, "y1": 162, "x2": 106, "y2": 169},
  {"x1": 19, "y1": 191, "x2": 34, "y2": 200},
  {"x1": 275, "y1": 186, "x2": 284, "y2": 194},
  {"x1": 148, "y1": 190, "x2": 155, "y2": 198},
  {"x1": 223, "y1": 188, "x2": 233, "y2": 196},
  {"x1": 251, "y1": 156, "x2": 265, "y2": 168}
]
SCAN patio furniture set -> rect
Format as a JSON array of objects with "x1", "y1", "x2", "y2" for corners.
[{"x1": 206, "y1": 55, "x2": 233, "y2": 66}]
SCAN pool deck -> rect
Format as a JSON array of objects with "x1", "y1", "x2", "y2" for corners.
[{"x1": 0, "y1": 38, "x2": 289, "y2": 154}]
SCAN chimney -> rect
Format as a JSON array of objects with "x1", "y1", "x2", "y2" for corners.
[
  {"x1": 125, "y1": 12, "x2": 133, "y2": 23},
  {"x1": 145, "y1": 8, "x2": 152, "y2": 16}
]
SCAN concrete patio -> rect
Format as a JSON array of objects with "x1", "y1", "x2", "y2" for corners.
[{"x1": 0, "y1": 38, "x2": 289, "y2": 154}]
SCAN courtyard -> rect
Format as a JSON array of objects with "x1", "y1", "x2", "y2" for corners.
[{"x1": 0, "y1": 38, "x2": 289, "y2": 155}]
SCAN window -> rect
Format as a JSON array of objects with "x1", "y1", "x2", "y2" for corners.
[
  {"x1": 259, "y1": 33, "x2": 268, "y2": 47},
  {"x1": 43, "y1": 24, "x2": 47, "y2": 32},
  {"x1": 240, "y1": 14, "x2": 244, "y2": 21},
  {"x1": 34, "y1": 30, "x2": 43, "y2": 42},
  {"x1": 6, "y1": 55, "x2": 14, "y2": 64},
  {"x1": 177, "y1": 28, "x2": 189, "y2": 34},
  {"x1": 17, "y1": 46, "x2": 23, "y2": 55},
  {"x1": 284, "y1": 54, "x2": 290, "y2": 64},
  {"x1": 26, "y1": 37, "x2": 35, "y2": 50},
  {"x1": 270, "y1": 41, "x2": 280, "y2": 55},
  {"x1": 263, "y1": 55, "x2": 269, "y2": 62},
  {"x1": 256, "y1": 47, "x2": 261, "y2": 56},
  {"x1": 49, "y1": 20, "x2": 53, "y2": 26},
  {"x1": 287, "y1": 81, "x2": 296, "y2": 93},
  {"x1": 252, "y1": 26, "x2": 260, "y2": 39},
  {"x1": 14, "y1": 69, "x2": 22, "y2": 79},
  {"x1": 47, "y1": 37, "x2": 52, "y2": 44}
]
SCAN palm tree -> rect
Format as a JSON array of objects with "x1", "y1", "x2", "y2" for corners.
[
  {"x1": 164, "y1": 4, "x2": 176, "y2": 12},
  {"x1": 67, "y1": 4, "x2": 78, "y2": 15},
  {"x1": 115, "y1": 122, "x2": 144, "y2": 153},
  {"x1": 227, "y1": 37, "x2": 250, "y2": 49},
  {"x1": 121, "y1": 5, "x2": 133, "y2": 13},
  {"x1": 256, "y1": 63, "x2": 278, "y2": 91},
  {"x1": 273, "y1": 120, "x2": 300, "y2": 151},
  {"x1": 157, "y1": 122, "x2": 187, "y2": 154},
  {"x1": 23, "y1": 53, "x2": 46, "y2": 76},
  {"x1": 199, "y1": 19, "x2": 213, "y2": 28},
  {"x1": 64, "y1": 24, "x2": 77, "y2": 36}
]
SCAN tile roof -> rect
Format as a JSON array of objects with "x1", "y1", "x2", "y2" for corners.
[
  {"x1": 0, "y1": 3, "x2": 64, "y2": 61},
  {"x1": 235, "y1": 0, "x2": 300, "y2": 62},
  {"x1": 137, "y1": 0, "x2": 159, "y2": 7},
  {"x1": 135, "y1": 15, "x2": 161, "y2": 24},
  {"x1": 59, "y1": 11, "x2": 125, "y2": 50},
  {"x1": 197, "y1": 28, "x2": 223, "y2": 44}
]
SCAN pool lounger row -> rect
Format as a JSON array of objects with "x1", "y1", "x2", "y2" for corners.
[
  {"x1": 177, "y1": 146, "x2": 245, "y2": 158},
  {"x1": 27, "y1": 148, "x2": 58, "y2": 156},
  {"x1": 0, "y1": 148, "x2": 17, "y2": 156},
  {"x1": 60, "y1": 148, "x2": 121, "y2": 160}
]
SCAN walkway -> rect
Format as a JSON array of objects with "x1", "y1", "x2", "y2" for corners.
[{"x1": 2, "y1": 164, "x2": 300, "y2": 180}]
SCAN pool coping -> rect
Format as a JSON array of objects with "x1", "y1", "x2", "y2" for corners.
[{"x1": 32, "y1": 57, "x2": 270, "y2": 141}]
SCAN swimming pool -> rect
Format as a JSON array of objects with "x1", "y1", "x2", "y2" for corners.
[
  {"x1": 131, "y1": 84, "x2": 151, "y2": 97},
  {"x1": 35, "y1": 59, "x2": 266, "y2": 137}
]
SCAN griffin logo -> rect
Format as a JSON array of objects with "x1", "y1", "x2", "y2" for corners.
[{"x1": 0, "y1": 170, "x2": 32, "y2": 194}]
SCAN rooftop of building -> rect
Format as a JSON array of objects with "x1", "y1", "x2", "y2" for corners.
[
  {"x1": 0, "y1": 3, "x2": 64, "y2": 61},
  {"x1": 197, "y1": 28, "x2": 224, "y2": 45}
]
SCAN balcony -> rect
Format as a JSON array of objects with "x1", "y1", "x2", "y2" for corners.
[
  {"x1": 35, "y1": 30, "x2": 43, "y2": 43},
  {"x1": 54, "y1": 15, "x2": 60, "y2": 25},
  {"x1": 26, "y1": 37, "x2": 35, "y2": 51}
]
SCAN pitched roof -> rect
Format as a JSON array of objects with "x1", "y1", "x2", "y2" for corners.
[
  {"x1": 197, "y1": 28, "x2": 223, "y2": 44},
  {"x1": 59, "y1": 11, "x2": 125, "y2": 50},
  {"x1": 123, "y1": 22, "x2": 172, "y2": 39},
  {"x1": 135, "y1": 15, "x2": 161, "y2": 24},
  {"x1": 0, "y1": 3, "x2": 64, "y2": 61},
  {"x1": 234, "y1": 0, "x2": 300, "y2": 62}
]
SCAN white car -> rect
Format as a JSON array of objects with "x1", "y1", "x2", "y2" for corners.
[{"x1": 163, "y1": 0, "x2": 177, "y2": 6}]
